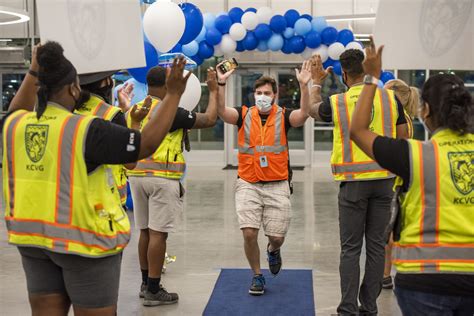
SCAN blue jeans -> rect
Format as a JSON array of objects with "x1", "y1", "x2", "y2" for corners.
[{"x1": 395, "y1": 287, "x2": 474, "y2": 316}]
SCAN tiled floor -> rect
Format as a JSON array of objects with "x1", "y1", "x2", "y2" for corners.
[{"x1": 0, "y1": 166, "x2": 401, "y2": 315}]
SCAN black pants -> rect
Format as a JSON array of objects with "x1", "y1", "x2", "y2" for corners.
[{"x1": 336, "y1": 178, "x2": 394, "y2": 315}]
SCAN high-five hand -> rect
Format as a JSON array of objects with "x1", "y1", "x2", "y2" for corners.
[
  {"x1": 166, "y1": 57, "x2": 192, "y2": 96},
  {"x1": 296, "y1": 60, "x2": 312, "y2": 86},
  {"x1": 206, "y1": 68, "x2": 218, "y2": 92},
  {"x1": 363, "y1": 36, "x2": 384, "y2": 78},
  {"x1": 117, "y1": 81, "x2": 135, "y2": 111},
  {"x1": 310, "y1": 55, "x2": 332, "y2": 84}
]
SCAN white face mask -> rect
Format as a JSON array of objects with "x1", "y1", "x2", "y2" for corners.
[
  {"x1": 417, "y1": 103, "x2": 432, "y2": 134},
  {"x1": 255, "y1": 94, "x2": 273, "y2": 112}
]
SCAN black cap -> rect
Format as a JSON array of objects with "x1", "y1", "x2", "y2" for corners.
[{"x1": 79, "y1": 70, "x2": 118, "y2": 85}]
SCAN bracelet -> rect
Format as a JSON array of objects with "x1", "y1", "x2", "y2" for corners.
[
  {"x1": 311, "y1": 84, "x2": 322, "y2": 89},
  {"x1": 218, "y1": 81, "x2": 226, "y2": 86},
  {"x1": 28, "y1": 69, "x2": 38, "y2": 77}
]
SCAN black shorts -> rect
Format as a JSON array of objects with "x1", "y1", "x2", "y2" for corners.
[{"x1": 18, "y1": 246, "x2": 122, "y2": 309}]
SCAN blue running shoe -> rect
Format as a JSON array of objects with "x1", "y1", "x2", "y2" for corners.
[
  {"x1": 249, "y1": 274, "x2": 265, "y2": 296},
  {"x1": 267, "y1": 243, "x2": 282, "y2": 275}
]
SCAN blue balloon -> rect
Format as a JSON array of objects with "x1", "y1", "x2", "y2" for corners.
[
  {"x1": 380, "y1": 71, "x2": 396, "y2": 84},
  {"x1": 242, "y1": 31, "x2": 258, "y2": 50},
  {"x1": 312, "y1": 16, "x2": 327, "y2": 33},
  {"x1": 178, "y1": 3, "x2": 204, "y2": 45},
  {"x1": 290, "y1": 36, "x2": 306, "y2": 54},
  {"x1": 333, "y1": 61, "x2": 342, "y2": 75},
  {"x1": 321, "y1": 27, "x2": 338, "y2": 45},
  {"x1": 270, "y1": 15, "x2": 287, "y2": 33},
  {"x1": 127, "y1": 40, "x2": 159, "y2": 83},
  {"x1": 254, "y1": 24, "x2": 272, "y2": 41},
  {"x1": 305, "y1": 31, "x2": 321, "y2": 48},
  {"x1": 228, "y1": 7, "x2": 244, "y2": 23},
  {"x1": 257, "y1": 40, "x2": 268, "y2": 52},
  {"x1": 283, "y1": 27, "x2": 294, "y2": 39},
  {"x1": 294, "y1": 18, "x2": 312, "y2": 36},
  {"x1": 284, "y1": 9, "x2": 300, "y2": 28},
  {"x1": 337, "y1": 29, "x2": 354, "y2": 46},
  {"x1": 203, "y1": 13, "x2": 216, "y2": 29},
  {"x1": 281, "y1": 39, "x2": 292, "y2": 54},
  {"x1": 195, "y1": 25, "x2": 207, "y2": 42},
  {"x1": 236, "y1": 40, "x2": 245, "y2": 52},
  {"x1": 268, "y1": 34, "x2": 284, "y2": 51},
  {"x1": 198, "y1": 41, "x2": 214, "y2": 59},
  {"x1": 191, "y1": 54, "x2": 204, "y2": 66},
  {"x1": 323, "y1": 58, "x2": 335, "y2": 69},
  {"x1": 182, "y1": 41, "x2": 199, "y2": 56},
  {"x1": 170, "y1": 43, "x2": 182, "y2": 53},
  {"x1": 245, "y1": 7, "x2": 257, "y2": 13},
  {"x1": 206, "y1": 28, "x2": 222, "y2": 46},
  {"x1": 301, "y1": 14, "x2": 313, "y2": 21},
  {"x1": 215, "y1": 15, "x2": 232, "y2": 34}
]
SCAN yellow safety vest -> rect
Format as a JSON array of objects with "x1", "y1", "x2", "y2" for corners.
[
  {"x1": 330, "y1": 85, "x2": 398, "y2": 181},
  {"x1": 2, "y1": 104, "x2": 131, "y2": 258},
  {"x1": 125, "y1": 97, "x2": 186, "y2": 179},
  {"x1": 75, "y1": 94, "x2": 128, "y2": 205},
  {"x1": 393, "y1": 129, "x2": 474, "y2": 273}
]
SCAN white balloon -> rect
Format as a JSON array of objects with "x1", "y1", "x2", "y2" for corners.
[
  {"x1": 143, "y1": 1, "x2": 185, "y2": 53},
  {"x1": 312, "y1": 45, "x2": 329, "y2": 62},
  {"x1": 328, "y1": 42, "x2": 345, "y2": 60},
  {"x1": 220, "y1": 34, "x2": 237, "y2": 55},
  {"x1": 229, "y1": 23, "x2": 247, "y2": 41},
  {"x1": 179, "y1": 71, "x2": 202, "y2": 111},
  {"x1": 256, "y1": 7, "x2": 273, "y2": 24},
  {"x1": 241, "y1": 12, "x2": 259, "y2": 31},
  {"x1": 302, "y1": 47, "x2": 313, "y2": 60},
  {"x1": 214, "y1": 44, "x2": 224, "y2": 57},
  {"x1": 345, "y1": 41, "x2": 364, "y2": 52}
]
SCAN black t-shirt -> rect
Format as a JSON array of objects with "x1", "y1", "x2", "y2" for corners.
[
  {"x1": 373, "y1": 136, "x2": 474, "y2": 297},
  {"x1": 1, "y1": 109, "x2": 141, "y2": 174},
  {"x1": 235, "y1": 106, "x2": 293, "y2": 134},
  {"x1": 318, "y1": 95, "x2": 407, "y2": 126},
  {"x1": 169, "y1": 107, "x2": 197, "y2": 132}
]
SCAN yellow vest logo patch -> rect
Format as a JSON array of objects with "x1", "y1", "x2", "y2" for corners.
[
  {"x1": 25, "y1": 124, "x2": 49, "y2": 163},
  {"x1": 449, "y1": 151, "x2": 474, "y2": 195}
]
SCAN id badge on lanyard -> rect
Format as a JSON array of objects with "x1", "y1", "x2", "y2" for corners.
[{"x1": 259, "y1": 155, "x2": 268, "y2": 168}]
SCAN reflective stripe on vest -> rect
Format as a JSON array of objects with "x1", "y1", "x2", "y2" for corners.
[
  {"x1": 332, "y1": 89, "x2": 393, "y2": 179},
  {"x1": 238, "y1": 106, "x2": 287, "y2": 155},
  {"x1": 6, "y1": 218, "x2": 130, "y2": 252},
  {"x1": 4, "y1": 111, "x2": 29, "y2": 216},
  {"x1": 135, "y1": 161, "x2": 186, "y2": 173}
]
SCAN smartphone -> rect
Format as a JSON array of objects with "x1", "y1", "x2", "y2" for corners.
[{"x1": 219, "y1": 58, "x2": 239, "y2": 74}]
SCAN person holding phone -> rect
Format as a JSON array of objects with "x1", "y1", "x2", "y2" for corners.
[
  {"x1": 216, "y1": 60, "x2": 311, "y2": 296},
  {"x1": 350, "y1": 37, "x2": 474, "y2": 316}
]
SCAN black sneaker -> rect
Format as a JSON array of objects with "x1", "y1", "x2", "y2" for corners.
[
  {"x1": 249, "y1": 274, "x2": 265, "y2": 296},
  {"x1": 143, "y1": 285, "x2": 179, "y2": 306},
  {"x1": 267, "y1": 244, "x2": 282, "y2": 275},
  {"x1": 382, "y1": 276, "x2": 393, "y2": 289},
  {"x1": 139, "y1": 283, "x2": 146, "y2": 298}
]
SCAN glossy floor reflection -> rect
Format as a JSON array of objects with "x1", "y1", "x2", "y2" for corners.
[{"x1": 0, "y1": 166, "x2": 401, "y2": 315}]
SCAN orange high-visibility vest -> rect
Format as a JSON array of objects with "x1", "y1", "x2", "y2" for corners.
[{"x1": 237, "y1": 105, "x2": 288, "y2": 183}]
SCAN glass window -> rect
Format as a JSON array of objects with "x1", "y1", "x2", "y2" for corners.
[
  {"x1": 398, "y1": 70, "x2": 426, "y2": 88},
  {"x1": 188, "y1": 58, "x2": 224, "y2": 150},
  {"x1": 429, "y1": 70, "x2": 474, "y2": 84},
  {"x1": 2, "y1": 73, "x2": 26, "y2": 112}
]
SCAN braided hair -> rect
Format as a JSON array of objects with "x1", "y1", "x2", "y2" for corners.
[{"x1": 36, "y1": 41, "x2": 77, "y2": 119}]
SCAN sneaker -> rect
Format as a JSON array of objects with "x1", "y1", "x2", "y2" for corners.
[
  {"x1": 139, "y1": 283, "x2": 146, "y2": 298},
  {"x1": 143, "y1": 285, "x2": 179, "y2": 306},
  {"x1": 267, "y1": 244, "x2": 282, "y2": 275},
  {"x1": 249, "y1": 274, "x2": 265, "y2": 296},
  {"x1": 382, "y1": 276, "x2": 393, "y2": 289}
]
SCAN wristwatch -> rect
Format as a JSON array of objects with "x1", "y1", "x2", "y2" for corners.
[{"x1": 363, "y1": 75, "x2": 379, "y2": 86}]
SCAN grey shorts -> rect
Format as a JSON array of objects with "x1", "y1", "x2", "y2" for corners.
[
  {"x1": 129, "y1": 176, "x2": 183, "y2": 233},
  {"x1": 18, "y1": 246, "x2": 122, "y2": 309}
]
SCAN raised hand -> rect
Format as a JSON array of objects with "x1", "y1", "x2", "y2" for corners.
[
  {"x1": 310, "y1": 55, "x2": 332, "y2": 84},
  {"x1": 117, "y1": 81, "x2": 135, "y2": 111},
  {"x1": 130, "y1": 96, "x2": 151, "y2": 124},
  {"x1": 363, "y1": 36, "x2": 384, "y2": 78},
  {"x1": 31, "y1": 44, "x2": 41, "y2": 72},
  {"x1": 166, "y1": 57, "x2": 192, "y2": 96},
  {"x1": 216, "y1": 61, "x2": 235, "y2": 83},
  {"x1": 206, "y1": 67, "x2": 218, "y2": 92},
  {"x1": 295, "y1": 60, "x2": 312, "y2": 86}
]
